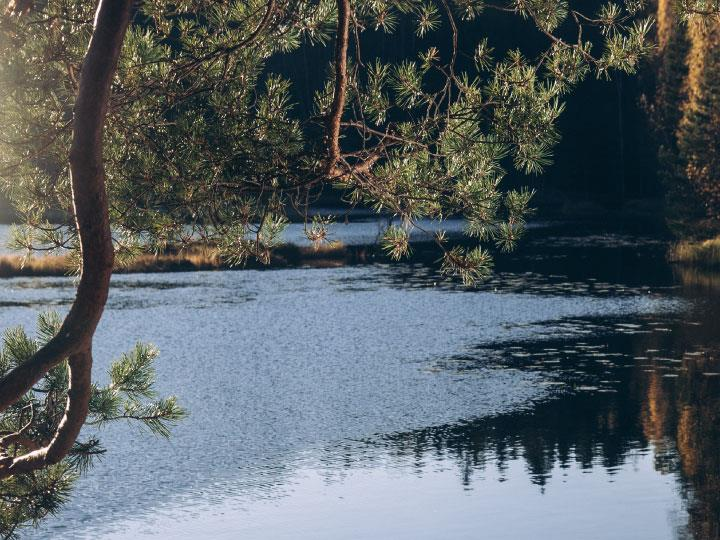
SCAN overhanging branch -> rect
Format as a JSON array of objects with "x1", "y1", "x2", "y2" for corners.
[{"x1": 0, "y1": 0, "x2": 132, "y2": 479}]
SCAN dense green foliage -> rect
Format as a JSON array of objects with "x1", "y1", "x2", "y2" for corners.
[
  {"x1": 0, "y1": 0, "x2": 659, "y2": 535},
  {"x1": 0, "y1": 0, "x2": 652, "y2": 279},
  {"x1": 0, "y1": 313, "x2": 184, "y2": 539},
  {"x1": 677, "y1": 21, "x2": 720, "y2": 223}
]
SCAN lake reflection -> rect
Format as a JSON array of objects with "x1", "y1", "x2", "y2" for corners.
[{"x1": 13, "y1": 223, "x2": 720, "y2": 539}]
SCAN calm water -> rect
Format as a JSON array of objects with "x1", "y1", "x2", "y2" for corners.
[{"x1": 4, "y1": 222, "x2": 720, "y2": 539}]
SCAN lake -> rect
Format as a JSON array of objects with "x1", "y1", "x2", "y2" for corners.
[{"x1": 5, "y1": 220, "x2": 719, "y2": 539}]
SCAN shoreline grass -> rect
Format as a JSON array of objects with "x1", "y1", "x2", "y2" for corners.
[
  {"x1": 668, "y1": 236, "x2": 720, "y2": 269},
  {"x1": 0, "y1": 242, "x2": 375, "y2": 278}
]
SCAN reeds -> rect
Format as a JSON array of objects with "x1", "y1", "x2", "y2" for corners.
[
  {"x1": 668, "y1": 236, "x2": 720, "y2": 269},
  {"x1": 0, "y1": 242, "x2": 367, "y2": 278}
]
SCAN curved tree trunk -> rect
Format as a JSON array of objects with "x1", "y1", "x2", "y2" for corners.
[{"x1": 0, "y1": 0, "x2": 132, "y2": 477}]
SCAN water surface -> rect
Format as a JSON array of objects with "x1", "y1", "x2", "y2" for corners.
[{"x1": 6, "y1": 222, "x2": 719, "y2": 539}]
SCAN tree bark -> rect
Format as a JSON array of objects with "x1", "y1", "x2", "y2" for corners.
[
  {"x1": 325, "y1": 0, "x2": 351, "y2": 172},
  {"x1": 0, "y1": 0, "x2": 131, "y2": 478},
  {"x1": 323, "y1": 0, "x2": 383, "y2": 180}
]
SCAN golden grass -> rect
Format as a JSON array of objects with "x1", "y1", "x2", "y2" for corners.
[
  {"x1": 0, "y1": 254, "x2": 72, "y2": 277},
  {"x1": 0, "y1": 242, "x2": 362, "y2": 278},
  {"x1": 668, "y1": 236, "x2": 720, "y2": 269},
  {"x1": 118, "y1": 246, "x2": 224, "y2": 273}
]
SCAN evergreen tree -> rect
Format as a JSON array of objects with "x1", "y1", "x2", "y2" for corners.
[
  {"x1": 0, "y1": 314, "x2": 185, "y2": 539},
  {"x1": 0, "y1": 2, "x2": 184, "y2": 537},
  {"x1": 0, "y1": 0, "x2": 653, "y2": 278},
  {"x1": 650, "y1": 0, "x2": 720, "y2": 236},
  {"x1": 0, "y1": 0, "x2": 655, "y2": 535},
  {"x1": 651, "y1": 0, "x2": 700, "y2": 235},
  {"x1": 677, "y1": 17, "x2": 720, "y2": 222}
]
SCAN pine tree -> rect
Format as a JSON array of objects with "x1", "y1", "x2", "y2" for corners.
[
  {"x1": 677, "y1": 17, "x2": 720, "y2": 223},
  {"x1": 0, "y1": 0, "x2": 653, "y2": 278},
  {"x1": 0, "y1": 315, "x2": 185, "y2": 539},
  {"x1": 651, "y1": 0, "x2": 700, "y2": 234},
  {"x1": 0, "y1": 0, "x2": 655, "y2": 535},
  {"x1": 650, "y1": 0, "x2": 720, "y2": 236}
]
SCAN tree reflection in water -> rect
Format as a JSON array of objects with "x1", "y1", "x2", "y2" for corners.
[{"x1": 322, "y1": 302, "x2": 720, "y2": 540}]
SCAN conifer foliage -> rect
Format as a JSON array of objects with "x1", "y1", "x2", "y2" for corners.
[
  {"x1": 0, "y1": 314, "x2": 184, "y2": 539},
  {"x1": 0, "y1": 0, "x2": 653, "y2": 279},
  {"x1": 0, "y1": 0, "x2": 656, "y2": 536},
  {"x1": 652, "y1": 0, "x2": 720, "y2": 232},
  {"x1": 678, "y1": 18, "x2": 720, "y2": 221}
]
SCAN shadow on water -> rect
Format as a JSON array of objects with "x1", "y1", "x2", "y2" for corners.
[
  {"x1": 334, "y1": 225, "x2": 720, "y2": 540},
  {"x1": 278, "y1": 223, "x2": 720, "y2": 540},
  {"x1": 357, "y1": 310, "x2": 720, "y2": 540}
]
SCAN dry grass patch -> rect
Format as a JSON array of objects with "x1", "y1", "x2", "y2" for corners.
[
  {"x1": 0, "y1": 242, "x2": 361, "y2": 278},
  {"x1": 669, "y1": 236, "x2": 720, "y2": 269}
]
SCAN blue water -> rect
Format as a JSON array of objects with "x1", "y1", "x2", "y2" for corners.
[{"x1": 3, "y1": 224, "x2": 717, "y2": 539}]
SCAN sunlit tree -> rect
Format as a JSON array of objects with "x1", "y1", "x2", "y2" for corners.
[
  {"x1": 0, "y1": 0, "x2": 656, "y2": 535},
  {"x1": 0, "y1": 2, "x2": 183, "y2": 538},
  {"x1": 1, "y1": 0, "x2": 653, "y2": 278},
  {"x1": 677, "y1": 17, "x2": 720, "y2": 221},
  {"x1": 651, "y1": 0, "x2": 720, "y2": 233}
]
